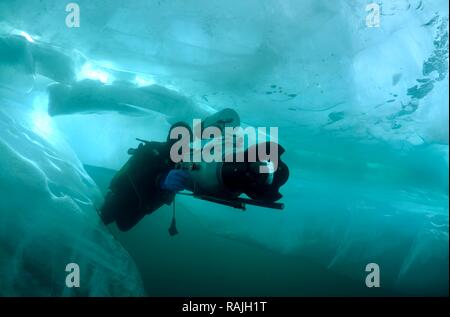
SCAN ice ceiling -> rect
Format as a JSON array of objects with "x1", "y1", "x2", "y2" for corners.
[{"x1": 0, "y1": 0, "x2": 448, "y2": 295}]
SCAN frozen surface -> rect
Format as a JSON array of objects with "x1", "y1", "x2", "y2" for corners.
[{"x1": 0, "y1": 0, "x2": 448, "y2": 295}]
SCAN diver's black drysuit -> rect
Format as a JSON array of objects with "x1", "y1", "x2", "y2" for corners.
[{"x1": 100, "y1": 140, "x2": 176, "y2": 231}]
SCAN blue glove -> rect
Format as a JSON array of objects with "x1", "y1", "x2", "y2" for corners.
[{"x1": 161, "y1": 169, "x2": 190, "y2": 193}]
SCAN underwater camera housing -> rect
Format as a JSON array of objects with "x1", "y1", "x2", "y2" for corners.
[
  {"x1": 176, "y1": 109, "x2": 289, "y2": 210},
  {"x1": 177, "y1": 144, "x2": 289, "y2": 210}
]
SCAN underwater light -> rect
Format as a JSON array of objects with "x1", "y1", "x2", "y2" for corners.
[
  {"x1": 31, "y1": 95, "x2": 53, "y2": 138},
  {"x1": 10, "y1": 29, "x2": 37, "y2": 42},
  {"x1": 19, "y1": 31, "x2": 35, "y2": 43},
  {"x1": 78, "y1": 62, "x2": 111, "y2": 83},
  {"x1": 134, "y1": 75, "x2": 156, "y2": 87},
  {"x1": 32, "y1": 110, "x2": 52, "y2": 138}
]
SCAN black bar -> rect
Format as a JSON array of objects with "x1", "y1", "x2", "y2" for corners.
[
  {"x1": 235, "y1": 197, "x2": 284, "y2": 210},
  {"x1": 0, "y1": 297, "x2": 446, "y2": 314},
  {"x1": 195, "y1": 195, "x2": 246, "y2": 210},
  {"x1": 178, "y1": 193, "x2": 284, "y2": 211}
]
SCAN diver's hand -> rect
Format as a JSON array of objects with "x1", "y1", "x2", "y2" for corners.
[{"x1": 161, "y1": 169, "x2": 189, "y2": 193}]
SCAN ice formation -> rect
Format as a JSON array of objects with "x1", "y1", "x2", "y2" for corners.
[
  {"x1": 0, "y1": 0, "x2": 448, "y2": 295},
  {"x1": 0, "y1": 100, "x2": 145, "y2": 295}
]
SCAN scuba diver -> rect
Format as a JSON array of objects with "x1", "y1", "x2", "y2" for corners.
[
  {"x1": 99, "y1": 121, "x2": 191, "y2": 231},
  {"x1": 100, "y1": 109, "x2": 289, "y2": 232}
]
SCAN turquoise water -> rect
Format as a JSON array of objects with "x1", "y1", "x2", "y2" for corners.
[
  {"x1": 0, "y1": 0, "x2": 448, "y2": 296},
  {"x1": 87, "y1": 140, "x2": 448, "y2": 296}
]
